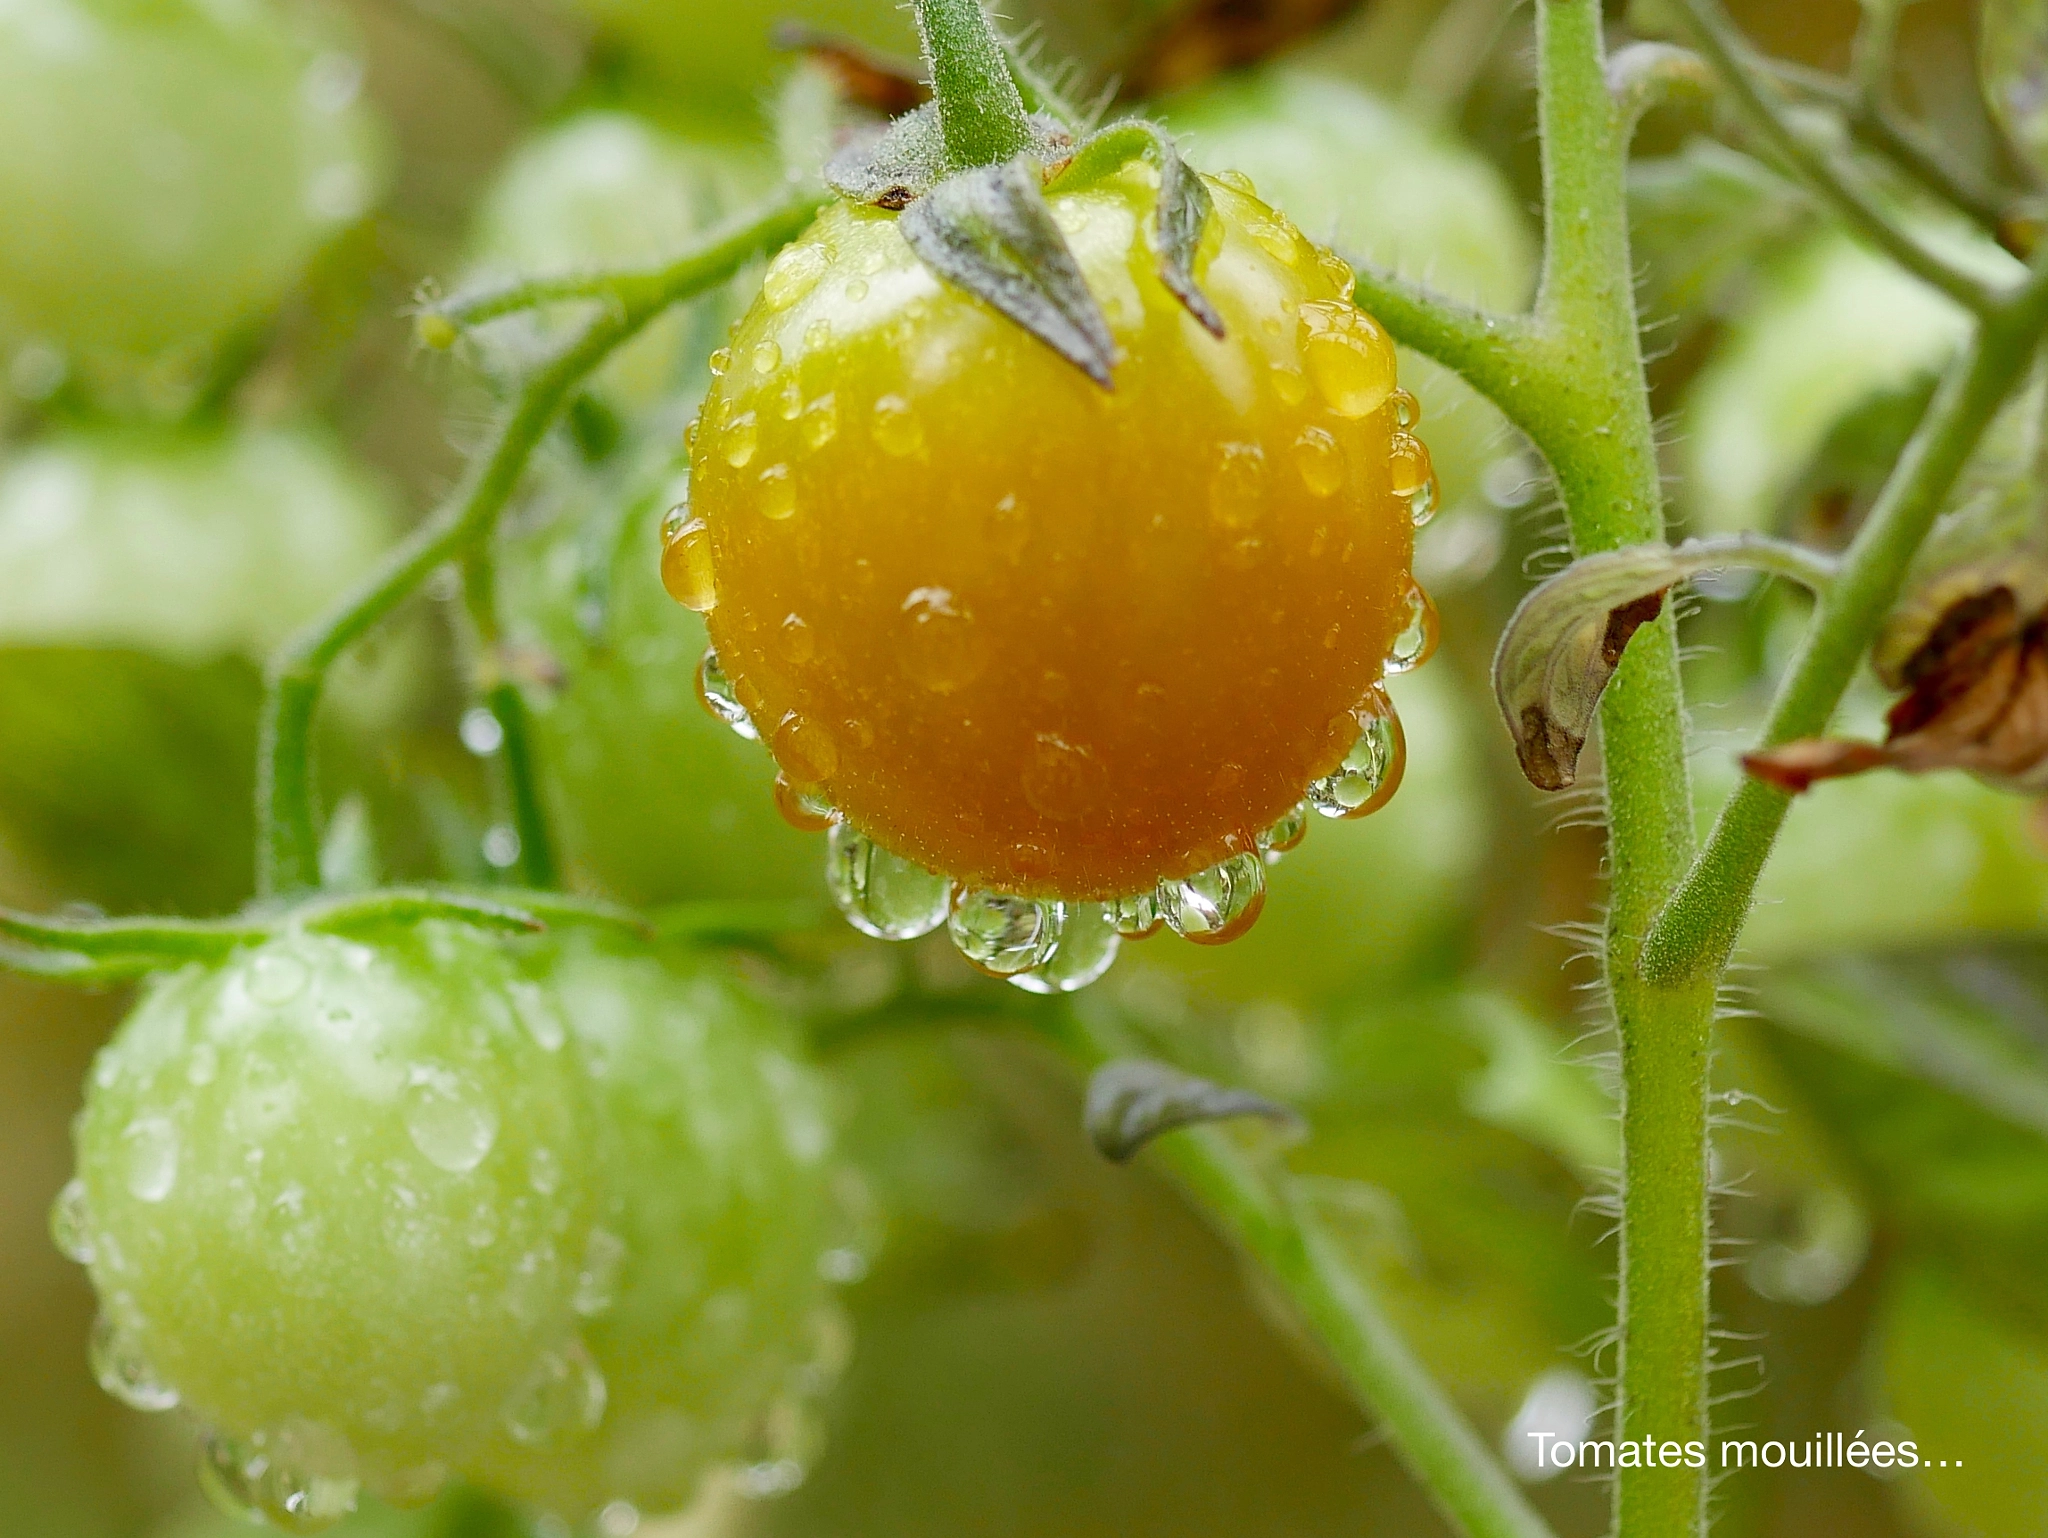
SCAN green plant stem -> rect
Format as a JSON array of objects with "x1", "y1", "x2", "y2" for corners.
[
  {"x1": 1643, "y1": 260, "x2": 2048, "y2": 987},
  {"x1": 258, "y1": 191, "x2": 823, "y2": 896},
  {"x1": 1605, "y1": 42, "x2": 1718, "y2": 134},
  {"x1": 911, "y1": 0, "x2": 1033, "y2": 169},
  {"x1": 462, "y1": 551, "x2": 558, "y2": 890},
  {"x1": 1669, "y1": 0, "x2": 2005, "y2": 315},
  {"x1": 1048, "y1": 1007, "x2": 1555, "y2": 1538}
]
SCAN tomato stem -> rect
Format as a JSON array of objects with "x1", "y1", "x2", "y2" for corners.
[{"x1": 911, "y1": 0, "x2": 1034, "y2": 170}]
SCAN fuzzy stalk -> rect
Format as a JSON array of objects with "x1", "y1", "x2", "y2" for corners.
[{"x1": 912, "y1": 0, "x2": 1033, "y2": 170}]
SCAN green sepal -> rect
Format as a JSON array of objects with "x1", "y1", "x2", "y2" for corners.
[
  {"x1": 826, "y1": 103, "x2": 1075, "y2": 211},
  {"x1": 900, "y1": 157, "x2": 1120, "y2": 387},
  {"x1": 1055, "y1": 120, "x2": 1225, "y2": 338},
  {"x1": 1085, "y1": 1058, "x2": 1300, "y2": 1163}
]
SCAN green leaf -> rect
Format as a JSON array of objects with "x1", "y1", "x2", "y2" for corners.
[
  {"x1": 1056, "y1": 121, "x2": 1225, "y2": 337},
  {"x1": 900, "y1": 159, "x2": 1120, "y2": 387},
  {"x1": 1085, "y1": 1059, "x2": 1297, "y2": 1162},
  {"x1": 1983, "y1": 0, "x2": 2048, "y2": 181}
]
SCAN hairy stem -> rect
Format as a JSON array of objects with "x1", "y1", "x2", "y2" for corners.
[
  {"x1": 258, "y1": 192, "x2": 822, "y2": 895},
  {"x1": 1643, "y1": 261, "x2": 2048, "y2": 986},
  {"x1": 462, "y1": 551, "x2": 558, "y2": 889},
  {"x1": 912, "y1": 0, "x2": 1033, "y2": 169}
]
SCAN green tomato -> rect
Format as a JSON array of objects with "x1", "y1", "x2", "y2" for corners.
[
  {"x1": 504, "y1": 473, "x2": 825, "y2": 907},
  {"x1": 460, "y1": 936, "x2": 852, "y2": 1523},
  {"x1": 0, "y1": 0, "x2": 385, "y2": 373},
  {"x1": 0, "y1": 423, "x2": 401, "y2": 911},
  {"x1": 1160, "y1": 67, "x2": 1537, "y2": 522},
  {"x1": 572, "y1": 0, "x2": 915, "y2": 123},
  {"x1": 60, "y1": 924, "x2": 602, "y2": 1526},
  {"x1": 464, "y1": 112, "x2": 776, "y2": 415}
]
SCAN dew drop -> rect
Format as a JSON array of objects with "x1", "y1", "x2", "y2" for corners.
[
  {"x1": 1272, "y1": 365, "x2": 1308, "y2": 406},
  {"x1": 900, "y1": 586, "x2": 989, "y2": 693},
  {"x1": 659, "y1": 505, "x2": 717, "y2": 612},
  {"x1": 1210, "y1": 443, "x2": 1267, "y2": 531},
  {"x1": 247, "y1": 948, "x2": 310, "y2": 1006},
  {"x1": 503, "y1": 1338, "x2": 607, "y2": 1446},
  {"x1": 751, "y1": 340, "x2": 783, "y2": 376},
  {"x1": 780, "y1": 612, "x2": 816, "y2": 664},
  {"x1": 1011, "y1": 904, "x2": 1121, "y2": 994},
  {"x1": 825, "y1": 824, "x2": 951, "y2": 941},
  {"x1": 50, "y1": 1178, "x2": 94, "y2": 1264},
  {"x1": 1108, "y1": 890, "x2": 1165, "y2": 939},
  {"x1": 873, "y1": 394, "x2": 924, "y2": 457},
  {"x1": 405, "y1": 1070, "x2": 499, "y2": 1174},
  {"x1": 1317, "y1": 247, "x2": 1356, "y2": 295},
  {"x1": 805, "y1": 318, "x2": 834, "y2": 352},
  {"x1": 1307, "y1": 688, "x2": 1406, "y2": 820},
  {"x1": 121, "y1": 1117, "x2": 178, "y2": 1203},
  {"x1": 758, "y1": 463, "x2": 797, "y2": 521},
  {"x1": 684, "y1": 416, "x2": 700, "y2": 452},
  {"x1": 708, "y1": 347, "x2": 731, "y2": 377},
  {"x1": 948, "y1": 892, "x2": 1065, "y2": 978},
  {"x1": 1021, "y1": 733, "x2": 1103, "y2": 821},
  {"x1": 199, "y1": 1422, "x2": 361, "y2": 1535},
  {"x1": 574, "y1": 1228, "x2": 627, "y2": 1318},
  {"x1": 845, "y1": 277, "x2": 871, "y2": 303},
  {"x1": 1385, "y1": 577, "x2": 1440, "y2": 674},
  {"x1": 777, "y1": 373, "x2": 804, "y2": 421},
  {"x1": 801, "y1": 392, "x2": 840, "y2": 450},
  {"x1": 1388, "y1": 433, "x2": 1434, "y2": 499},
  {"x1": 1408, "y1": 474, "x2": 1441, "y2": 529},
  {"x1": 1303, "y1": 304, "x2": 1396, "y2": 419},
  {"x1": 1246, "y1": 221, "x2": 1300, "y2": 265},
  {"x1": 1159, "y1": 854, "x2": 1267, "y2": 945},
  {"x1": 1391, "y1": 388, "x2": 1421, "y2": 428},
  {"x1": 773, "y1": 712, "x2": 839, "y2": 787},
  {"x1": 695, "y1": 648, "x2": 758, "y2": 740},
  {"x1": 1214, "y1": 169, "x2": 1256, "y2": 196},
  {"x1": 91, "y1": 1313, "x2": 179, "y2": 1411},
  {"x1": 1258, "y1": 803, "x2": 1310, "y2": 863},
  {"x1": 762, "y1": 244, "x2": 828, "y2": 310},
  {"x1": 774, "y1": 773, "x2": 838, "y2": 833},
  {"x1": 1294, "y1": 427, "x2": 1345, "y2": 498},
  {"x1": 723, "y1": 411, "x2": 759, "y2": 469}
]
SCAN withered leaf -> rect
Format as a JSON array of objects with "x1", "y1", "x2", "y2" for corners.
[
  {"x1": 900, "y1": 159, "x2": 1119, "y2": 387},
  {"x1": 1057, "y1": 121, "x2": 1225, "y2": 338},
  {"x1": 773, "y1": 23, "x2": 929, "y2": 118},
  {"x1": 1120, "y1": 0, "x2": 1366, "y2": 100},
  {"x1": 1748, "y1": 578, "x2": 2048, "y2": 794},
  {"x1": 1085, "y1": 1059, "x2": 1299, "y2": 1163}
]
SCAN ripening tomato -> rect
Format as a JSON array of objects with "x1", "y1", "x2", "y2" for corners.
[
  {"x1": 674, "y1": 161, "x2": 1436, "y2": 978},
  {"x1": 0, "y1": 423, "x2": 402, "y2": 912},
  {"x1": 0, "y1": 0, "x2": 385, "y2": 379}
]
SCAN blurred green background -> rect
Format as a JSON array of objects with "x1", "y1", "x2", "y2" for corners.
[{"x1": 7, "y1": 0, "x2": 2048, "y2": 1535}]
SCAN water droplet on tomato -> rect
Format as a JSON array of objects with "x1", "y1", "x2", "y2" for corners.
[
  {"x1": 1109, "y1": 890, "x2": 1165, "y2": 939},
  {"x1": 763, "y1": 244, "x2": 828, "y2": 310},
  {"x1": 51, "y1": 1178, "x2": 94, "y2": 1264},
  {"x1": 1160, "y1": 855, "x2": 1266, "y2": 945},
  {"x1": 1303, "y1": 304, "x2": 1396, "y2": 419},
  {"x1": 873, "y1": 395, "x2": 924, "y2": 457},
  {"x1": 1214, "y1": 169, "x2": 1257, "y2": 197},
  {"x1": 199, "y1": 1421, "x2": 361, "y2": 1535},
  {"x1": 1246, "y1": 221, "x2": 1300, "y2": 265},
  {"x1": 1389, "y1": 433, "x2": 1434, "y2": 498},
  {"x1": 659, "y1": 506, "x2": 717, "y2": 612},
  {"x1": 900, "y1": 586, "x2": 989, "y2": 693},
  {"x1": 1408, "y1": 474, "x2": 1441, "y2": 528},
  {"x1": 1390, "y1": 388, "x2": 1421, "y2": 428},
  {"x1": 573, "y1": 1228, "x2": 627, "y2": 1318},
  {"x1": 247, "y1": 948, "x2": 309, "y2": 1006},
  {"x1": 805, "y1": 318, "x2": 834, "y2": 353},
  {"x1": 1294, "y1": 427, "x2": 1345, "y2": 498},
  {"x1": 751, "y1": 340, "x2": 783, "y2": 376},
  {"x1": 1272, "y1": 365, "x2": 1308, "y2": 405},
  {"x1": 1317, "y1": 248, "x2": 1356, "y2": 295},
  {"x1": 802, "y1": 392, "x2": 839, "y2": 449},
  {"x1": 122, "y1": 1117, "x2": 178, "y2": 1203},
  {"x1": 708, "y1": 347, "x2": 731, "y2": 377},
  {"x1": 758, "y1": 463, "x2": 797, "y2": 521},
  {"x1": 1308, "y1": 688, "x2": 1406, "y2": 820},
  {"x1": 91, "y1": 1313, "x2": 178, "y2": 1411},
  {"x1": 774, "y1": 773, "x2": 837, "y2": 832},
  {"x1": 846, "y1": 277, "x2": 871, "y2": 303},
  {"x1": 949, "y1": 891, "x2": 1065, "y2": 977},
  {"x1": 773, "y1": 712, "x2": 839, "y2": 786},
  {"x1": 825, "y1": 824, "x2": 951, "y2": 940},
  {"x1": 404, "y1": 1069, "x2": 498, "y2": 1174},
  {"x1": 695, "y1": 648, "x2": 758, "y2": 740},
  {"x1": 1385, "y1": 578, "x2": 1439, "y2": 674},
  {"x1": 1211, "y1": 443, "x2": 1267, "y2": 531},
  {"x1": 1258, "y1": 803, "x2": 1310, "y2": 862},
  {"x1": 502, "y1": 1339, "x2": 607, "y2": 1446},
  {"x1": 1010, "y1": 903, "x2": 1121, "y2": 993}
]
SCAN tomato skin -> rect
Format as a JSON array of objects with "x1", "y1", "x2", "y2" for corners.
[
  {"x1": 0, "y1": 0, "x2": 384, "y2": 372},
  {"x1": 67, "y1": 924, "x2": 601, "y2": 1502},
  {"x1": 687, "y1": 169, "x2": 1419, "y2": 902}
]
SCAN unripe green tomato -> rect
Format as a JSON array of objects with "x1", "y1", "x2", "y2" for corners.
[
  {"x1": 61, "y1": 924, "x2": 601, "y2": 1523},
  {"x1": 461, "y1": 937, "x2": 853, "y2": 1522},
  {"x1": 464, "y1": 112, "x2": 776, "y2": 415},
  {"x1": 0, "y1": 423, "x2": 401, "y2": 911},
  {"x1": 1160, "y1": 68, "x2": 1537, "y2": 522},
  {"x1": 0, "y1": 0, "x2": 385, "y2": 372},
  {"x1": 572, "y1": 0, "x2": 914, "y2": 122},
  {"x1": 504, "y1": 475, "x2": 826, "y2": 906}
]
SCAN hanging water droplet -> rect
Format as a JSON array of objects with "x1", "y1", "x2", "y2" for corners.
[
  {"x1": 758, "y1": 463, "x2": 797, "y2": 521},
  {"x1": 1159, "y1": 854, "x2": 1267, "y2": 945},
  {"x1": 1210, "y1": 443, "x2": 1267, "y2": 531},
  {"x1": 405, "y1": 1069, "x2": 499, "y2": 1174},
  {"x1": 1293, "y1": 427, "x2": 1345, "y2": 498},
  {"x1": 1108, "y1": 890, "x2": 1165, "y2": 939},
  {"x1": 900, "y1": 586, "x2": 989, "y2": 693},
  {"x1": 1011, "y1": 903, "x2": 1121, "y2": 994},
  {"x1": 50, "y1": 1177, "x2": 94, "y2": 1264},
  {"x1": 695, "y1": 648, "x2": 758, "y2": 740},
  {"x1": 90, "y1": 1313, "x2": 179, "y2": 1411},
  {"x1": 948, "y1": 892, "x2": 1065, "y2": 977},
  {"x1": 1385, "y1": 578, "x2": 1440, "y2": 674},
  {"x1": 1389, "y1": 388, "x2": 1421, "y2": 428},
  {"x1": 1302, "y1": 303, "x2": 1396, "y2": 419},
  {"x1": 1407, "y1": 474, "x2": 1441, "y2": 529},
  {"x1": 723, "y1": 411, "x2": 759, "y2": 469},
  {"x1": 773, "y1": 712, "x2": 839, "y2": 786},
  {"x1": 503, "y1": 1338, "x2": 607, "y2": 1447},
  {"x1": 1388, "y1": 433, "x2": 1434, "y2": 499},
  {"x1": 762, "y1": 244, "x2": 828, "y2": 309},
  {"x1": 707, "y1": 347, "x2": 731, "y2": 377},
  {"x1": 199, "y1": 1422, "x2": 361, "y2": 1535},
  {"x1": 825, "y1": 824, "x2": 951, "y2": 940},
  {"x1": 1214, "y1": 169, "x2": 1256, "y2": 196},
  {"x1": 872, "y1": 394, "x2": 924, "y2": 457},
  {"x1": 801, "y1": 391, "x2": 839, "y2": 450},
  {"x1": 774, "y1": 773, "x2": 837, "y2": 833},
  {"x1": 1257, "y1": 803, "x2": 1310, "y2": 863},
  {"x1": 574, "y1": 1228, "x2": 627, "y2": 1318},
  {"x1": 659, "y1": 505, "x2": 717, "y2": 613},
  {"x1": 121, "y1": 1117, "x2": 178, "y2": 1203},
  {"x1": 1316, "y1": 247, "x2": 1356, "y2": 295},
  {"x1": 1307, "y1": 688, "x2": 1406, "y2": 820},
  {"x1": 684, "y1": 416, "x2": 701, "y2": 453}
]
